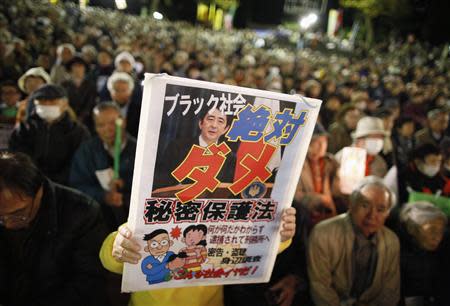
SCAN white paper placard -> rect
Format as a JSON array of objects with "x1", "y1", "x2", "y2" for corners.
[{"x1": 122, "y1": 73, "x2": 321, "y2": 292}]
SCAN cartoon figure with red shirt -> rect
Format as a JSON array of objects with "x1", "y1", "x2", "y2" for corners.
[{"x1": 179, "y1": 224, "x2": 208, "y2": 272}]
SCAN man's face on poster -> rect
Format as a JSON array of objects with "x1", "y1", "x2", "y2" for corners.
[
  {"x1": 198, "y1": 108, "x2": 229, "y2": 145},
  {"x1": 145, "y1": 233, "x2": 173, "y2": 257}
]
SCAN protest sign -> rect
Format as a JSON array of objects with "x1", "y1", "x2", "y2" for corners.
[
  {"x1": 122, "y1": 73, "x2": 321, "y2": 291},
  {"x1": 339, "y1": 147, "x2": 367, "y2": 194}
]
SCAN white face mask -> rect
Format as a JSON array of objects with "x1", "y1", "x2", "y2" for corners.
[
  {"x1": 364, "y1": 138, "x2": 384, "y2": 155},
  {"x1": 419, "y1": 163, "x2": 440, "y2": 177},
  {"x1": 35, "y1": 105, "x2": 61, "y2": 121}
]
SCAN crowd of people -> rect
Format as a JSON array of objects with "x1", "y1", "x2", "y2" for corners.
[{"x1": 1, "y1": 0, "x2": 450, "y2": 306}]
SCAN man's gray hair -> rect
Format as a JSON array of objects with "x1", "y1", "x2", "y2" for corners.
[
  {"x1": 400, "y1": 201, "x2": 447, "y2": 226},
  {"x1": 92, "y1": 102, "x2": 122, "y2": 118},
  {"x1": 427, "y1": 108, "x2": 448, "y2": 120},
  {"x1": 350, "y1": 176, "x2": 396, "y2": 209},
  {"x1": 107, "y1": 72, "x2": 135, "y2": 94}
]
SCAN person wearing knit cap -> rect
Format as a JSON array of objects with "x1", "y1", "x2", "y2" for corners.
[{"x1": 9, "y1": 84, "x2": 90, "y2": 185}]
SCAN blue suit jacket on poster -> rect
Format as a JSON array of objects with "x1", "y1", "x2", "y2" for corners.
[{"x1": 141, "y1": 251, "x2": 175, "y2": 284}]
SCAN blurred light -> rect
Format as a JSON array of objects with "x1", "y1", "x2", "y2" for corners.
[
  {"x1": 197, "y1": 4, "x2": 209, "y2": 22},
  {"x1": 339, "y1": 147, "x2": 367, "y2": 194},
  {"x1": 309, "y1": 13, "x2": 318, "y2": 24},
  {"x1": 115, "y1": 0, "x2": 127, "y2": 10},
  {"x1": 326, "y1": 42, "x2": 336, "y2": 49},
  {"x1": 79, "y1": 0, "x2": 88, "y2": 9},
  {"x1": 213, "y1": 8, "x2": 223, "y2": 30},
  {"x1": 299, "y1": 18, "x2": 309, "y2": 29},
  {"x1": 299, "y1": 13, "x2": 318, "y2": 30},
  {"x1": 153, "y1": 11, "x2": 163, "y2": 20},
  {"x1": 255, "y1": 38, "x2": 265, "y2": 48}
]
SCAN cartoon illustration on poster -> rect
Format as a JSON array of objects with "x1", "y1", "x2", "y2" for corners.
[{"x1": 122, "y1": 74, "x2": 321, "y2": 292}]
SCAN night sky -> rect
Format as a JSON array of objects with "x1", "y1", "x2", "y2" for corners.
[{"x1": 83, "y1": 0, "x2": 450, "y2": 44}]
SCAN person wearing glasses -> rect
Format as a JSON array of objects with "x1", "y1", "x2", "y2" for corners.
[
  {"x1": 0, "y1": 151, "x2": 108, "y2": 306},
  {"x1": 307, "y1": 176, "x2": 400, "y2": 306}
]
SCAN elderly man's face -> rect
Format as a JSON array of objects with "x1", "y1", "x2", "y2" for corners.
[
  {"x1": 94, "y1": 108, "x2": 124, "y2": 147},
  {"x1": 411, "y1": 219, "x2": 446, "y2": 251},
  {"x1": 111, "y1": 80, "x2": 132, "y2": 105},
  {"x1": 198, "y1": 108, "x2": 229, "y2": 145},
  {"x1": 350, "y1": 184, "x2": 391, "y2": 237}
]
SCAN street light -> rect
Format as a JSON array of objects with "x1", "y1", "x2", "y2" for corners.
[
  {"x1": 255, "y1": 38, "x2": 265, "y2": 48},
  {"x1": 153, "y1": 11, "x2": 163, "y2": 20},
  {"x1": 115, "y1": 0, "x2": 127, "y2": 10},
  {"x1": 299, "y1": 13, "x2": 318, "y2": 30}
]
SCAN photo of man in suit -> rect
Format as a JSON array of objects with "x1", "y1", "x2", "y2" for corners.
[{"x1": 153, "y1": 107, "x2": 236, "y2": 191}]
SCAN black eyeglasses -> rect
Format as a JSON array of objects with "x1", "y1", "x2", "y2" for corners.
[{"x1": 0, "y1": 193, "x2": 37, "y2": 226}]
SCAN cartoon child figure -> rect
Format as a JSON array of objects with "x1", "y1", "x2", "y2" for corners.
[
  {"x1": 179, "y1": 224, "x2": 208, "y2": 272},
  {"x1": 141, "y1": 229, "x2": 183, "y2": 284}
]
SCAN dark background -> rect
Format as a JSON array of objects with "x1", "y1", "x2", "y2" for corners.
[{"x1": 69, "y1": 0, "x2": 450, "y2": 44}]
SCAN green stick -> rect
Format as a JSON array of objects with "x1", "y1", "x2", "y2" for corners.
[{"x1": 113, "y1": 118, "x2": 123, "y2": 179}]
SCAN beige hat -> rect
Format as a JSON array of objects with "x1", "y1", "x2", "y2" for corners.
[
  {"x1": 351, "y1": 116, "x2": 387, "y2": 139},
  {"x1": 18, "y1": 67, "x2": 51, "y2": 93}
]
